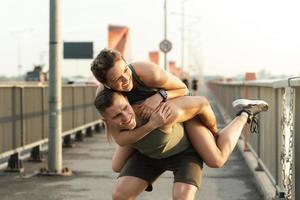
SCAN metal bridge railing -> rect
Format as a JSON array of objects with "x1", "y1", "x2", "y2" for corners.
[
  {"x1": 0, "y1": 85, "x2": 103, "y2": 170},
  {"x1": 207, "y1": 78, "x2": 300, "y2": 200}
]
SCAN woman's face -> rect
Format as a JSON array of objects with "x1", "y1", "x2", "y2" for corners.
[{"x1": 106, "y1": 59, "x2": 133, "y2": 92}]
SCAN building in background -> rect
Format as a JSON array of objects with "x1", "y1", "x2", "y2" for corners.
[
  {"x1": 108, "y1": 25, "x2": 132, "y2": 62},
  {"x1": 26, "y1": 66, "x2": 47, "y2": 82},
  {"x1": 149, "y1": 51, "x2": 160, "y2": 65}
]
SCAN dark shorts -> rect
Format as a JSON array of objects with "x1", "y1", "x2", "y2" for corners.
[{"x1": 118, "y1": 148, "x2": 203, "y2": 191}]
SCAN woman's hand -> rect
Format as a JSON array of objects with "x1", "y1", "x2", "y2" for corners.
[
  {"x1": 138, "y1": 93, "x2": 163, "y2": 120},
  {"x1": 147, "y1": 102, "x2": 173, "y2": 129}
]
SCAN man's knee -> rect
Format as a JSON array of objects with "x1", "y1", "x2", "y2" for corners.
[
  {"x1": 112, "y1": 186, "x2": 134, "y2": 200},
  {"x1": 112, "y1": 176, "x2": 148, "y2": 200},
  {"x1": 112, "y1": 188, "x2": 124, "y2": 200},
  {"x1": 173, "y1": 183, "x2": 197, "y2": 200}
]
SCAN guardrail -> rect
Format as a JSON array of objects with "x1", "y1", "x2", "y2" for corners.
[
  {"x1": 0, "y1": 85, "x2": 103, "y2": 171},
  {"x1": 207, "y1": 78, "x2": 300, "y2": 200}
]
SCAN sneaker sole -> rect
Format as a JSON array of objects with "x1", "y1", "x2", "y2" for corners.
[{"x1": 232, "y1": 99, "x2": 269, "y2": 112}]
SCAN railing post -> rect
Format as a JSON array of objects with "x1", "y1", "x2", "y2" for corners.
[
  {"x1": 278, "y1": 86, "x2": 296, "y2": 200},
  {"x1": 11, "y1": 86, "x2": 17, "y2": 150},
  {"x1": 5, "y1": 152, "x2": 24, "y2": 172},
  {"x1": 20, "y1": 87, "x2": 25, "y2": 147},
  {"x1": 29, "y1": 145, "x2": 44, "y2": 162},
  {"x1": 63, "y1": 135, "x2": 73, "y2": 148},
  {"x1": 75, "y1": 130, "x2": 84, "y2": 142}
]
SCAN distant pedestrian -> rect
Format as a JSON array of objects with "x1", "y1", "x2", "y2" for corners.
[
  {"x1": 182, "y1": 78, "x2": 189, "y2": 89},
  {"x1": 192, "y1": 79, "x2": 198, "y2": 95}
]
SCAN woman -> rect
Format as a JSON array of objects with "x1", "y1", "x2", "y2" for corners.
[{"x1": 91, "y1": 48, "x2": 218, "y2": 134}]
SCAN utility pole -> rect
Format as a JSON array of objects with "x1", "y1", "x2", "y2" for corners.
[
  {"x1": 181, "y1": 0, "x2": 186, "y2": 72},
  {"x1": 11, "y1": 28, "x2": 33, "y2": 80},
  {"x1": 164, "y1": 0, "x2": 168, "y2": 71},
  {"x1": 48, "y1": 0, "x2": 63, "y2": 174}
]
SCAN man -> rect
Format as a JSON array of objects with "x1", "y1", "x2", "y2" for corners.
[{"x1": 95, "y1": 88, "x2": 203, "y2": 200}]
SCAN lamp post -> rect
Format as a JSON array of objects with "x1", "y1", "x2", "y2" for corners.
[
  {"x1": 11, "y1": 28, "x2": 33, "y2": 80},
  {"x1": 181, "y1": 0, "x2": 186, "y2": 73},
  {"x1": 164, "y1": 0, "x2": 168, "y2": 70}
]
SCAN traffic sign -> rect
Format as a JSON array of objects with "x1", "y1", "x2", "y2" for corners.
[{"x1": 159, "y1": 39, "x2": 172, "y2": 53}]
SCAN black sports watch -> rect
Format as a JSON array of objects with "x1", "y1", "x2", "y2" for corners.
[{"x1": 158, "y1": 89, "x2": 168, "y2": 102}]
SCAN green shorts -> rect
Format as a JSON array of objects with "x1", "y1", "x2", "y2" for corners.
[{"x1": 118, "y1": 148, "x2": 203, "y2": 191}]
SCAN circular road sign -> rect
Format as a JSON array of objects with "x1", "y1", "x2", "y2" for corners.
[{"x1": 159, "y1": 39, "x2": 172, "y2": 53}]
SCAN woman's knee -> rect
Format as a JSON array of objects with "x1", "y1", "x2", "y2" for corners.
[{"x1": 198, "y1": 96, "x2": 209, "y2": 107}]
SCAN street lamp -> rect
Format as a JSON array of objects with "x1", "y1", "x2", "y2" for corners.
[
  {"x1": 11, "y1": 28, "x2": 33, "y2": 80},
  {"x1": 164, "y1": 0, "x2": 168, "y2": 70}
]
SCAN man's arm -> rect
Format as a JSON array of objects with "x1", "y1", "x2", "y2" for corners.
[
  {"x1": 111, "y1": 103, "x2": 173, "y2": 146},
  {"x1": 111, "y1": 122, "x2": 158, "y2": 146}
]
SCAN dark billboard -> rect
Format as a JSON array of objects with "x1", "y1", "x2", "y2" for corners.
[{"x1": 63, "y1": 42, "x2": 93, "y2": 59}]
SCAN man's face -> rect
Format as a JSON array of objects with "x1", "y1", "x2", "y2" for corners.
[
  {"x1": 102, "y1": 94, "x2": 136, "y2": 130},
  {"x1": 106, "y1": 59, "x2": 133, "y2": 92}
]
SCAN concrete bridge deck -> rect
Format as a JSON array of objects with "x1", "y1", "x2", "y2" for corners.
[{"x1": 0, "y1": 133, "x2": 262, "y2": 200}]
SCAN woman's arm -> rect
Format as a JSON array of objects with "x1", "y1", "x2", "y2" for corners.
[
  {"x1": 134, "y1": 62, "x2": 189, "y2": 99},
  {"x1": 132, "y1": 62, "x2": 189, "y2": 119}
]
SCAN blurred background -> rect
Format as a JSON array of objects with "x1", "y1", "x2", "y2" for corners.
[{"x1": 0, "y1": 0, "x2": 299, "y2": 83}]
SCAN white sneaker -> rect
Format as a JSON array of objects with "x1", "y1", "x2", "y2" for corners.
[
  {"x1": 232, "y1": 99, "x2": 269, "y2": 115},
  {"x1": 232, "y1": 99, "x2": 269, "y2": 134}
]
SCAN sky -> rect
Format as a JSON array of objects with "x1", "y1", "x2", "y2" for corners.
[{"x1": 1, "y1": 0, "x2": 300, "y2": 78}]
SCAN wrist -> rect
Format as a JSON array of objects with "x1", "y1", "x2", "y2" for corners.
[
  {"x1": 158, "y1": 89, "x2": 168, "y2": 102},
  {"x1": 155, "y1": 93, "x2": 164, "y2": 102},
  {"x1": 146, "y1": 120, "x2": 159, "y2": 130}
]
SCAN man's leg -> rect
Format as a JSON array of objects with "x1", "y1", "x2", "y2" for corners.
[
  {"x1": 112, "y1": 176, "x2": 148, "y2": 200},
  {"x1": 166, "y1": 149, "x2": 203, "y2": 200},
  {"x1": 172, "y1": 182, "x2": 197, "y2": 200}
]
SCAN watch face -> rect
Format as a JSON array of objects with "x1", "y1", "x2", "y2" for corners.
[{"x1": 159, "y1": 89, "x2": 167, "y2": 101}]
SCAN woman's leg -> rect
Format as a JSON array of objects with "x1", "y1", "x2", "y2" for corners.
[
  {"x1": 163, "y1": 96, "x2": 218, "y2": 134},
  {"x1": 183, "y1": 99, "x2": 268, "y2": 167},
  {"x1": 184, "y1": 115, "x2": 247, "y2": 168},
  {"x1": 112, "y1": 145, "x2": 135, "y2": 172}
]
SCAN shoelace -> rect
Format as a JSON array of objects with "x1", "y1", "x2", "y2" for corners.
[
  {"x1": 236, "y1": 110, "x2": 259, "y2": 134},
  {"x1": 249, "y1": 115, "x2": 259, "y2": 134}
]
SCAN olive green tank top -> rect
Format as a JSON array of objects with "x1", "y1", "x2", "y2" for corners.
[
  {"x1": 121, "y1": 64, "x2": 157, "y2": 104},
  {"x1": 131, "y1": 123, "x2": 191, "y2": 159}
]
